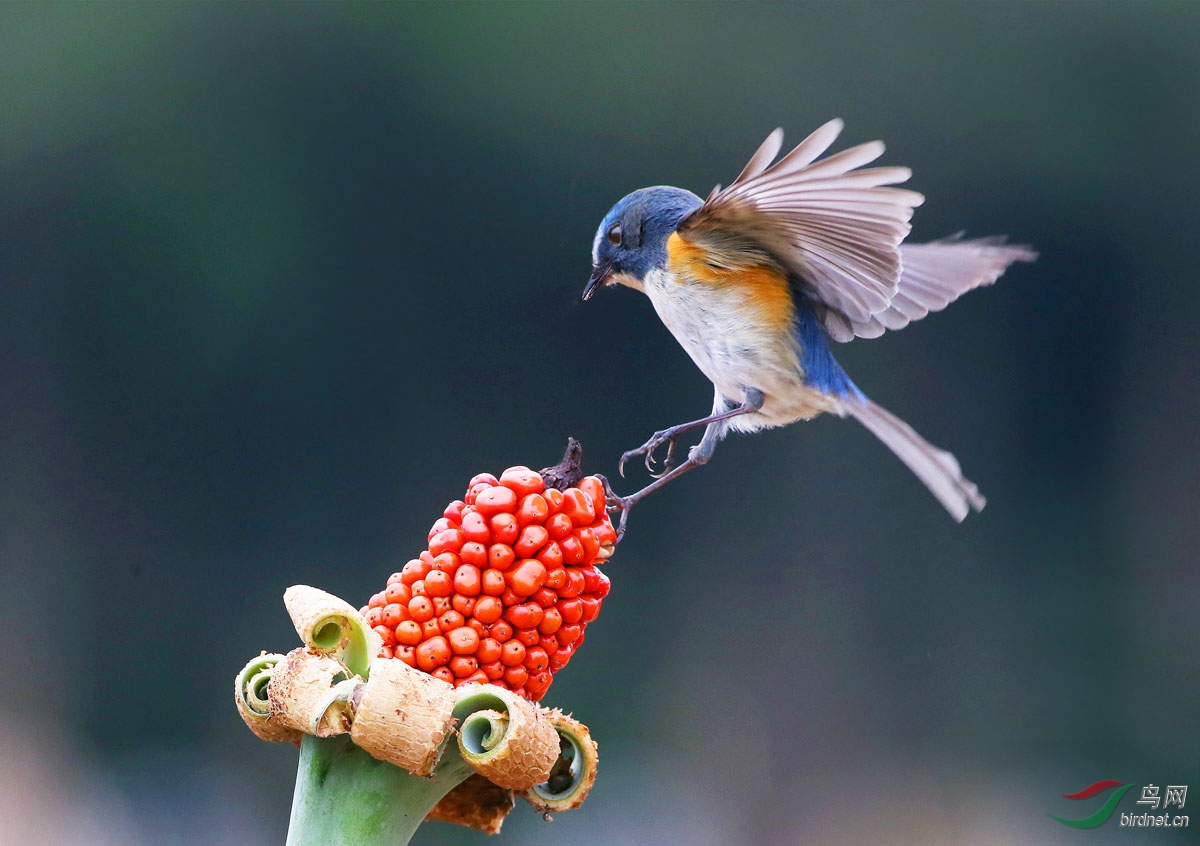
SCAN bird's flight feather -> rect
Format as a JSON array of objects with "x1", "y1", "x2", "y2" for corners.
[
  {"x1": 677, "y1": 119, "x2": 924, "y2": 334},
  {"x1": 848, "y1": 235, "x2": 1038, "y2": 339},
  {"x1": 676, "y1": 121, "x2": 1035, "y2": 345}
]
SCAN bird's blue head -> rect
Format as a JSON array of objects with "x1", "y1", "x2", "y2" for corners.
[{"x1": 584, "y1": 186, "x2": 703, "y2": 300}]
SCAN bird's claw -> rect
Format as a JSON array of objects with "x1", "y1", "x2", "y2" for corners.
[
  {"x1": 619, "y1": 428, "x2": 681, "y2": 480},
  {"x1": 596, "y1": 474, "x2": 632, "y2": 542}
]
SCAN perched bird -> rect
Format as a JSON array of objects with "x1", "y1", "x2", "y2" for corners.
[{"x1": 584, "y1": 119, "x2": 1034, "y2": 531}]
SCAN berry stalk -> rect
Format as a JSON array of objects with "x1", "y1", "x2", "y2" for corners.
[{"x1": 287, "y1": 733, "x2": 476, "y2": 845}]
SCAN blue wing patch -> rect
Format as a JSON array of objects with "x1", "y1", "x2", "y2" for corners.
[{"x1": 795, "y1": 304, "x2": 862, "y2": 398}]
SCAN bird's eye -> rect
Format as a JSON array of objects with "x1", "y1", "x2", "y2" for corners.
[{"x1": 606, "y1": 223, "x2": 622, "y2": 245}]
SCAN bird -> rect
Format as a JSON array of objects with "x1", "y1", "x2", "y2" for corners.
[{"x1": 583, "y1": 119, "x2": 1034, "y2": 534}]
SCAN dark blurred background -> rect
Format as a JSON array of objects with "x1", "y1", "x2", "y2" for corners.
[{"x1": 2, "y1": 3, "x2": 1197, "y2": 844}]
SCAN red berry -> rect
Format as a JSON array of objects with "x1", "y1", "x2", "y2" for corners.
[
  {"x1": 381, "y1": 603, "x2": 407, "y2": 629},
  {"x1": 543, "y1": 487, "x2": 564, "y2": 512},
  {"x1": 476, "y1": 637, "x2": 502, "y2": 665},
  {"x1": 499, "y1": 467, "x2": 544, "y2": 498},
  {"x1": 395, "y1": 620, "x2": 422, "y2": 646},
  {"x1": 427, "y1": 517, "x2": 454, "y2": 541},
  {"x1": 500, "y1": 641, "x2": 526, "y2": 666},
  {"x1": 423, "y1": 569, "x2": 453, "y2": 597},
  {"x1": 429, "y1": 528, "x2": 464, "y2": 556},
  {"x1": 561, "y1": 489, "x2": 594, "y2": 527},
  {"x1": 473, "y1": 595, "x2": 503, "y2": 624},
  {"x1": 550, "y1": 645, "x2": 574, "y2": 671},
  {"x1": 460, "y1": 542, "x2": 487, "y2": 567},
  {"x1": 514, "y1": 525, "x2": 549, "y2": 558},
  {"x1": 560, "y1": 534, "x2": 585, "y2": 565},
  {"x1": 488, "y1": 543, "x2": 516, "y2": 572},
  {"x1": 538, "y1": 607, "x2": 563, "y2": 635},
  {"x1": 507, "y1": 559, "x2": 547, "y2": 597},
  {"x1": 400, "y1": 558, "x2": 429, "y2": 586},
  {"x1": 443, "y1": 500, "x2": 466, "y2": 522},
  {"x1": 504, "y1": 602, "x2": 543, "y2": 630},
  {"x1": 537, "y1": 541, "x2": 563, "y2": 569},
  {"x1": 489, "y1": 512, "x2": 519, "y2": 545},
  {"x1": 557, "y1": 598, "x2": 583, "y2": 623},
  {"x1": 558, "y1": 568, "x2": 584, "y2": 598},
  {"x1": 416, "y1": 636, "x2": 451, "y2": 671},
  {"x1": 453, "y1": 564, "x2": 481, "y2": 596},
  {"x1": 524, "y1": 646, "x2": 549, "y2": 674},
  {"x1": 545, "y1": 512, "x2": 573, "y2": 540},
  {"x1": 516, "y1": 493, "x2": 549, "y2": 526},
  {"x1": 408, "y1": 596, "x2": 434, "y2": 622},
  {"x1": 579, "y1": 597, "x2": 601, "y2": 622},
  {"x1": 591, "y1": 568, "x2": 611, "y2": 598},
  {"x1": 450, "y1": 593, "x2": 476, "y2": 617},
  {"x1": 578, "y1": 477, "x2": 608, "y2": 520},
  {"x1": 475, "y1": 486, "x2": 517, "y2": 516},
  {"x1": 465, "y1": 482, "x2": 491, "y2": 505},
  {"x1": 576, "y1": 527, "x2": 600, "y2": 562},
  {"x1": 448, "y1": 626, "x2": 480, "y2": 655},
  {"x1": 468, "y1": 472, "x2": 499, "y2": 490},
  {"x1": 545, "y1": 567, "x2": 567, "y2": 590},
  {"x1": 489, "y1": 620, "x2": 514, "y2": 642},
  {"x1": 461, "y1": 512, "x2": 490, "y2": 544},
  {"x1": 384, "y1": 581, "x2": 411, "y2": 606}
]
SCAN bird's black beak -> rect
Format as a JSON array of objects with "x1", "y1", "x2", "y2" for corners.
[{"x1": 582, "y1": 261, "x2": 613, "y2": 301}]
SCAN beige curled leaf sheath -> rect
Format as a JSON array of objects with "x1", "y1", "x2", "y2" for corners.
[
  {"x1": 453, "y1": 684, "x2": 560, "y2": 789},
  {"x1": 424, "y1": 774, "x2": 515, "y2": 835},
  {"x1": 522, "y1": 710, "x2": 599, "y2": 813},
  {"x1": 235, "y1": 653, "x2": 302, "y2": 745},
  {"x1": 267, "y1": 648, "x2": 359, "y2": 737},
  {"x1": 283, "y1": 585, "x2": 380, "y2": 678},
  {"x1": 349, "y1": 657, "x2": 460, "y2": 776}
]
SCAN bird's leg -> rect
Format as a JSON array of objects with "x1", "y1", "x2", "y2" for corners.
[
  {"x1": 619, "y1": 389, "x2": 763, "y2": 478},
  {"x1": 607, "y1": 389, "x2": 763, "y2": 539}
]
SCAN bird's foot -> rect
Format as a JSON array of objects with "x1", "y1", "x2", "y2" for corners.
[
  {"x1": 618, "y1": 426, "x2": 686, "y2": 479},
  {"x1": 596, "y1": 474, "x2": 633, "y2": 542}
]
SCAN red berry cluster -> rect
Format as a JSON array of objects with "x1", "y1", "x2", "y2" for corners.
[{"x1": 362, "y1": 466, "x2": 614, "y2": 701}]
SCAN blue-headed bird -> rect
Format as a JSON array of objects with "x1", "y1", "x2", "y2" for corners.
[{"x1": 583, "y1": 119, "x2": 1034, "y2": 533}]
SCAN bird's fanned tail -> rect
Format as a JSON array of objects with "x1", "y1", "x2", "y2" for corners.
[{"x1": 844, "y1": 396, "x2": 985, "y2": 521}]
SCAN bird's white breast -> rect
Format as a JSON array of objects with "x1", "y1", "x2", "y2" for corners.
[{"x1": 640, "y1": 267, "x2": 840, "y2": 429}]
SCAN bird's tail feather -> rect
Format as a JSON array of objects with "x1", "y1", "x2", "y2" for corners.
[{"x1": 845, "y1": 397, "x2": 985, "y2": 521}]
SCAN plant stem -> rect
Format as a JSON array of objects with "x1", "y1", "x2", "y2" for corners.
[{"x1": 286, "y1": 734, "x2": 472, "y2": 846}]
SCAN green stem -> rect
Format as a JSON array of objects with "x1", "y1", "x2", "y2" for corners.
[{"x1": 286, "y1": 734, "x2": 473, "y2": 846}]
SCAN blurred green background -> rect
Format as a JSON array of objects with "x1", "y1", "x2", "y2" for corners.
[{"x1": 2, "y1": 3, "x2": 1197, "y2": 844}]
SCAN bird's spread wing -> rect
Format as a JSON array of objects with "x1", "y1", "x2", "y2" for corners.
[
  {"x1": 850, "y1": 235, "x2": 1038, "y2": 338},
  {"x1": 676, "y1": 119, "x2": 925, "y2": 340}
]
